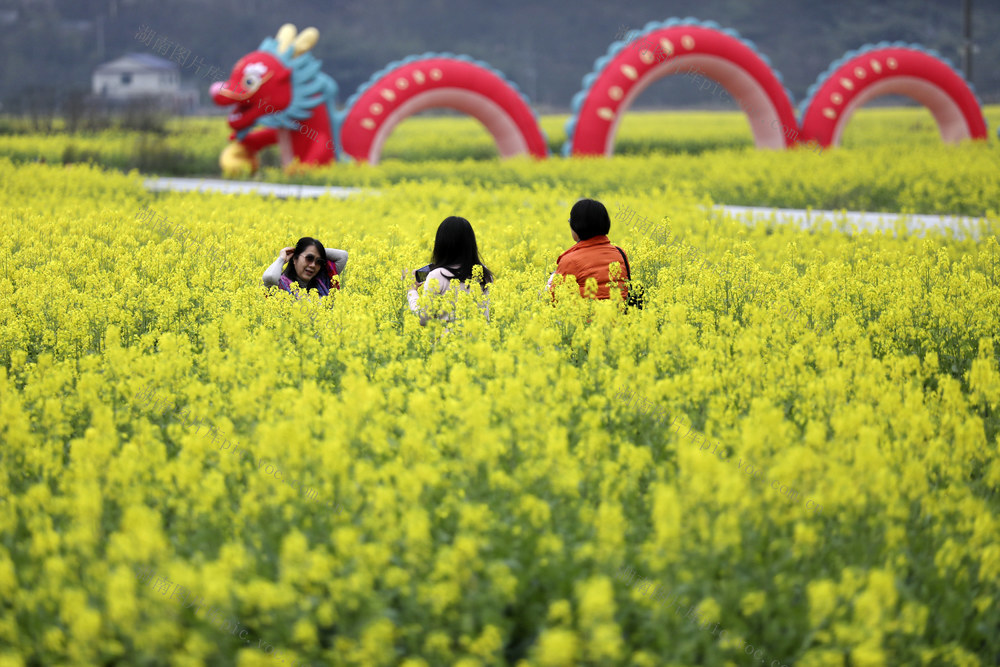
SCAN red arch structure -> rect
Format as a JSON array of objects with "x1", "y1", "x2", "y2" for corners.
[
  {"x1": 339, "y1": 55, "x2": 548, "y2": 164},
  {"x1": 798, "y1": 44, "x2": 988, "y2": 148},
  {"x1": 565, "y1": 19, "x2": 798, "y2": 157}
]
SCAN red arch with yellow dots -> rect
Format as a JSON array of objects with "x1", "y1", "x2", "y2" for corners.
[
  {"x1": 799, "y1": 47, "x2": 988, "y2": 148},
  {"x1": 339, "y1": 57, "x2": 548, "y2": 164},
  {"x1": 567, "y1": 24, "x2": 798, "y2": 156}
]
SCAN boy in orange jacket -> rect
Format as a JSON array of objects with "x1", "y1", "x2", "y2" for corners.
[{"x1": 547, "y1": 198, "x2": 630, "y2": 302}]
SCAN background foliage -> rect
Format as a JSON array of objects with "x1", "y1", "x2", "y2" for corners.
[
  {"x1": 3, "y1": 106, "x2": 997, "y2": 215},
  {"x1": 2, "y1": 0, "x2": 999, "y2": 112}
]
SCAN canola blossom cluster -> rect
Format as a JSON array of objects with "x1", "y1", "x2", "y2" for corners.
[
  {"x1": 134, "y1": 565, "x2": 313, "y2": 666},
  {"x1": 616, "y1": 564, "x2": 790, "y2": 667},
  {"x1": 134, "y1": 385, "x2": 342, "y2": 511},
  {"x1": 1, "y1": 137, "x2": 1000, "y2": 667},
  {"x1": 617, "y1": 202, "x2": 803, "y2": 325},
  {"x1": 136, "y1": 204, "x2": 234, "y2": 275},
  {"x1": 616, "y1": 384, "x2": 821, "y2": 511}
]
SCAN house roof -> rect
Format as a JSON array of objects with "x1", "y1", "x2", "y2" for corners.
[{"x1": 95, "y1": 53, "x2": 179, "y2": 73}]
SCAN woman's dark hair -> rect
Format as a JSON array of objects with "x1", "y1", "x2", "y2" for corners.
[
  {"x1": 569, "y1": 198, "x2": 611, "y2": 240},
  {"x1": 282, "y1": 237, "x2": 330, "y2": 290},
  {"x1": 430, "y1": 216, "x2": 494, "y2": 288}
]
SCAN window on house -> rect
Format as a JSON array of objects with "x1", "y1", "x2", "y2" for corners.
[{"x1": 121, "y1": 73, "x2": 132, "y2": 85}]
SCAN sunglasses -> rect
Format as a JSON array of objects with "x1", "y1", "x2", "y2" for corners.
[{"x1": 300, "y1": 254, "x2": 325, "y2": 266}]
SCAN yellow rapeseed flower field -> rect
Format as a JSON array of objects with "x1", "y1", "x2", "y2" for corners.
[{"x1": 1, "y1": 109, "x2": 1000, "y2": 666}]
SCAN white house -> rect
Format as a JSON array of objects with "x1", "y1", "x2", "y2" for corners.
[{"x1": 92, "y1": 53, "x2": 198, "y2": 111}]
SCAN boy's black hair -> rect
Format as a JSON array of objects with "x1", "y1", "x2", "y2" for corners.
[{"x1": 569, "y1": 198, "x2": 611, "y2": 240}]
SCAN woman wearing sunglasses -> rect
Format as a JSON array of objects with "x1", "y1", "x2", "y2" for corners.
[{"x1": 262, "y1": 237, "x2": 348, "y2": 297}]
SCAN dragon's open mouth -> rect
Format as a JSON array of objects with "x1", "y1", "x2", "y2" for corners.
[
  {"x1": 229, "y1": 102, "x2": 251, "y2": 124},
  {"x1": 227, "y1": 100, "x2": 259, "y2": 131}
]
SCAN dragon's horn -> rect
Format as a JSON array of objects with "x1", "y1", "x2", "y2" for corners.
[
  {"x1": 275, "y1": 24, "x2": 297, "y2": 54},
  {"x1": 292, "y1": 27, "x2": 319, "y2": 57}
]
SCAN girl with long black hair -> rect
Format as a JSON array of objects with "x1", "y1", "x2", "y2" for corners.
[{"x1": 404, "y1": 216, "x2": 493, "y2": 326}]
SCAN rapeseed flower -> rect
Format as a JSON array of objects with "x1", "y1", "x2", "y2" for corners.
[{"x1": 1, "y1": 150, "x2": 999, "y2": 665}]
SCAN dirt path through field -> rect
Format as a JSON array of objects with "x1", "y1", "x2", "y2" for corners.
[
  {"x1": 713, "y1": 205, "x2": 987, "y2": 240},
  {"x1": 144, "y1": 177, "x2": 988, "y2": 240},
  {"x1": 143, "y1": 177, "x2": 367, "y2": 199}
]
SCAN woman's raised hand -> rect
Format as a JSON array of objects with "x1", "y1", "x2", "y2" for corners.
[{"x1": 279, "y1": 247, "x2": 295, "y2": 263}]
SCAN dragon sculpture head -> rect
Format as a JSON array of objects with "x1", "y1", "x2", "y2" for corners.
[
  {"x1": 211, "y1": 23, "x2": 338, "y2": 174},
  {"x1": 211, "y1": 51, "x2": 292, "y2": 135},
  {"x1": 211, "y1": 24, "x2": 317, "y2": 135}
]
